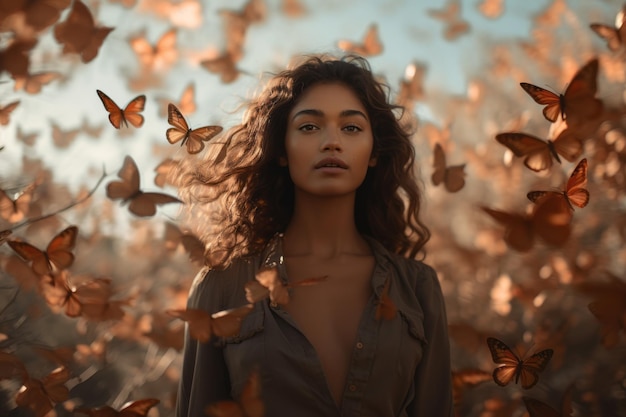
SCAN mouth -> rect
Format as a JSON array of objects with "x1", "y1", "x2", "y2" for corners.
[{"x1": 315, "y1": 157, "x2": 348, "y2": 169}]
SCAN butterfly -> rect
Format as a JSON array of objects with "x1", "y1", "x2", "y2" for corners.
[
  {"x1": 3, "y1": 0, "x2": 71, "y2": 33},
  {"x1": 281, "y1": 0, "x2": 306, "y2": 17},
  {"x1": 156, "y1": 82, "x2": 196, "y2": 117},
  {"x1": 163, "y1": 222, "x2": 206, "y2": 265},
  {"x1": 431, "y1": 143, "x2": 466, "y2": 193},
  {"x1": 0, "y1": 183, "x2": 35, "y2": 223},
  {"x1": 129, "y1": 28, "x2": 178, "y2": 70},
  {"x1": 0, "y1": 350, "x2": 27, "y2": 381},
  {"x1": 8, "y1": 225, "x2": 79, "y2": 276},
  {"x1": 396, "y1": 61, "x2": 427, "y2": 109},
  {"x1": 523, "y1": 386, "x2": 573, "y2": 417},
  {"x1": 201, "y1": 52, "x2": 243, "y2": 83},
  {"x1": 74, "y1": 398, "x2": 160, "y2": 417},
  {"x1": 0, "y1": 40, "x2": 35, "y2": 79},
  {"x1": 428, "y1": 0, "x2": 471, "y2": 41},
  {"x1": 51, "y1": 121, "x2": 81, "y2": 148},
  {"x1": 167, "y1": 304, "x2": 254, "y2": 343},
  {"x1": 590, "y1": 5, "x2": 626, "y2": 52},
  {"x1": 520, "y1": 58, "x2": 602, "y2": 124},
  {"x1": 96, "y1": 90, "x2": 146, "y2": 129},
  {"x1": 481, "y1": 193, "x2": 573, "y2": 252},
  {"x1": 16, "y1": 366, "x2": 71, "y2": 417},
  {"x1": 376, "y1": 277, "x2": 397, "y2": 321},
  {"x1": 486, "y1": 337, "x2": 553, "y2": 389},
  {"x1": 245, "y1": 266, "x2": 328, "y2": 307},
  {"x1": 16, "y1": 126, "x2": 39, "y2": 146},
  {"x1": 495, "y1": 128, "x2": 583, "y2": 172},
  {"x1": 106, "y1": 156, "x2": 182, "y2": 217},
  {"x1": 0, "y1": 100, "x2": 20, "y2": 125},
  {"x1": 337, "y1": 23, "x2": 383, "y2": 56},
  {"x1": 53, "y1": 0, "x2": 114, "y2": 63},
  {"x1": 451, "y1": 369, "x2": 492, "y2": 406},
  {"x1": 206, "y1": 369, "x2": 264, "y2": 417},
  {"x1": 12, "y1": 71, "x2": 62, "y2": 94},
  {"x1": 477, "y1": 0, "x2": 504, "y2": 19},
  {"x1": 527, "y1": 158, "x2": 589, "y2": 210},
  {"x1": 166, "y1": 103, "x2": 223, "y2": 154}
]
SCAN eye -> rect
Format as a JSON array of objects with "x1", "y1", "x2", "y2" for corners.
[
  {"x1": 343, "y1": 124, "x2": 362, "y2": 132},
  {"x1": 298, "y1": 123, "x2": 318, "y2": 132}
]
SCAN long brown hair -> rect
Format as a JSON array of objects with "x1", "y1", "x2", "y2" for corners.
[{"x1": 179, "y1": 54, "x2": 430, "y2": 269}]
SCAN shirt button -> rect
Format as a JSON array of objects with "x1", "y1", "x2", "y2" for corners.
[
  {"x1": 356, "y1": 342, "x2": 364, "y2": 349},
  {"x1": 348, "y1": 384, "x2": 357, "y2": 392}
]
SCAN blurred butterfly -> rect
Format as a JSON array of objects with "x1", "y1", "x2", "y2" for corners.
[
  {"x1": 337, "y1": 23, "x2": 383, "y2": 56},
  {"x1": 1, "y1": 0, "x2": 71, "y2": 33},
  {"x1": 219, "y1": 0, "x2": 266, "y2": 61},
  {"x1": 523, "y1": 385, "x2": 573, "y2": 417},
  {"x1": 0, "y1": 100, "x2": 20, "y2": 125},
  {"x1": 129, "y1": 28, "x2": 177, "y2": 71},
  {"x1": 96, "y1": 90, "x2": 146, "y2": 129},
  {"x1": 477, "y1": 0, "x2": 504, "y2": 19},
  {"x1": 452, "y1": 369, "x2": 492, "y2": 406},
  {"x1": 376, "y1": 277, "x2": 397, "y2": 321},
  {"x1": 495, "y1": 128, "x2": 583, "y2": 172},
  {"x1": 106, "y1": 156, "x2": 182, "y2": 217},
  {"x1": 0, "y1": 229, "x2": 12, "y2": 246},
  {"x1": 481, "y1": 193, "x2": 573, "y2": 252},
  {"x1": 206, "y1": 369, "x2": 264, "y2": 417},
  {"x1": 428, "y1": 0, "x2": 471, "y2": 41},
  {"x1": 154, "y1": 157, "x2": 178, "y2": 188},
  {"x1": 431, "y1": 143, "x2": 466, "y2": 193},
  {"x1": 520, "y1": 58, "x2": 602, "y2": 124},
  {"x1": 163, "y1": 222, "x2": 206, "y2": 265},
  {"x1": 53, "y1": 0, "x2": 114, "y2": 63},
  {"x1": 79, "y1": 117, "x2": 104, "y2": 138},
  {"x1": 590, "y1": 5, "x2": 626, "y2": 52},
  {"x1": 486, "y1": 337, "x2": 553, "y2": 389},
  {"x1": 396, "y1": 61, "x2": 427, "y2": 109},
  {"x1": 8, "y1": 225, "x2": 79, "y2": 276},
  {"x1": 167, "y1": 304, "x2": 254, "y2": 342},
  {"x1": 12, "y1": 71, "x2": 61, "y2": 94},
  {"x1": 75, "y1": 398, "x2": 160, "y2": 417},
  {"x1": 0, "y1": 183, "x2": 35, "y2": 223},
  {"x1": 201, "y1": 52, "x2": 242, "y2": 83},
  {"x1": 42, "y1": 272, "x2": 113, "y2": 318},
  {"x1": 16, "y1": 125, "x2": 39, "y2": 146},
  {"x1": 32, "y1": 346, "x2": 76, "y2": 367},
  {"x1": 0, "y1": 39, "x2": 35, "y2": 78},
  {"x1": 166, "y1": 103, "x2": 223, "y2": 154},
  {"x1": 157, "y1": 82, "x2": 196, "y2": 117},
  {"x1": 0, "y1": 350, "x2": 26, "y2": 381},
  {"x1": 142, "y1": 312, "x2": 185, "y2": 351},
  {"x1": 16, "y1": 366, "x2": 71, "y2": 417},
  {"x1": 245, "y1": 266, "x2": 328, "y2": 307},
  {"x1": 527, "y1": 158, "x2": 589, "y2": 210},
  {"x1": 51, "y1": 121, "x2": 80, "y2": 148},
  {"x1": 281, "y1": 0, "x2": 306, "y2": 17}
]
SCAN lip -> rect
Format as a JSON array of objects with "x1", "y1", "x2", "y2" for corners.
[{"x1": 314, "y1": 157, "x2": 348, "y2": 169}]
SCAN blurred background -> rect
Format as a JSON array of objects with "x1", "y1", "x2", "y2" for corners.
[{"x1": 0, "y1": 0, "x2": 625, "y2": 416}]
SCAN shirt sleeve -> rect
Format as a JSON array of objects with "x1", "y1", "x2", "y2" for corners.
[
  {"x1": 176, "y1": 267, "x2": 233, "y2": 417},
  {"x1": 409, "y1": 263, "x2": 454, "y2": 417}
]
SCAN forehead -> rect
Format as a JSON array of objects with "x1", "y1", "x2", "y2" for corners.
[{"x1": 290, "y1": 82, "x2": 366, "y2": 116}]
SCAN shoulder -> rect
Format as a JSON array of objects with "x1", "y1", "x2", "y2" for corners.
[{"x1": 188, "y1": 255, "x2": 259, "y2": 312}]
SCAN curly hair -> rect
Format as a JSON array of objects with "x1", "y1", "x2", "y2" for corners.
[{"x1": 179, "y1": 54, "x2": 430, "y2": 269}]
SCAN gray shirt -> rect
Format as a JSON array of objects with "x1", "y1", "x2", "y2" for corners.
[{"x1": 176, "y1": 235, "x2": 454, "y2": 417}]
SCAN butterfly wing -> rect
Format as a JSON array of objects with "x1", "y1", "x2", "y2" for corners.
[
  {"x1": 8, "y1": 240, "x2": 51, "y2": 275},
  {"x1": 122, "y1": 95, "x2": 146, "y2": 128},
  {"x1": 118, "y1": 398, "x2": 160, "y2": 417},
  {"x1": 522, "y1": 396, "x2": 561, "y2": 417},
  {"x1": 590, "y1": 23, "x2": 621, "y2": 52},
  {"x1": 481, "y1": 207, "x2": 534, "y2": 252},
  {"x1": 96, "y1": 90, "x2": 124, "y2": 129},
  {"x1": 444, "y1": 165, "x2": 466, "y2": 193},
  {"x1": 496, "y1": 132, "x2": 554, "y2": 172},
  {"x1": 46, "y1": 226, "x2": 78, "y2": 271},
  {"x1": 431, "y1": 143, "x2": 447, "y2": 187},
  {"x1": 186, "y1": 126, "x2": 223, "y2": 154},
  {"x1": 550, "y1": 128, "x2": 583, "y2": 163},
  {"x1": 167, "y1": 308, "x2": 213, "y2": 342},
  {"x1": 520, "y1": 83, "x2": 561, "y2": 122},
  {"x1": 562, "y1": 58, "x2": 602, "y2": 123},
  {"x1": 486, "y1": 337, "x2": 521, "y2": 387},
  {"x1": 211, "y1": 304, "x2": 254, "y2": 338},
  {"x1": 0, "y1": 101, "x2": 20, "y2": 125},
  {"x1": 128, "y1": 192, "x2": 181, "y2": 217},
  {"x1": 532, "y1": 192, "x2": 573, "y2": 247},
  {"x1": 564, "y1": 158, "x2": 589, "y2": 208},
  {"x1": 518, "y1": 349, "x2": 554, "y2": 389},
  {"x1": 80, "y1": 26, "x2": 114, "y2": 63},
  {"x1": 166, "y1": 103, "x2": 190, "y2": 145},
  {"x1": 107, "y1": 156, "x2": 141, "y2": 201}
]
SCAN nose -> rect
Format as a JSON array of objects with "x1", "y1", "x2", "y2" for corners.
[{"x1": 320, "y1": 128, "x2": 342, "y2": 152}]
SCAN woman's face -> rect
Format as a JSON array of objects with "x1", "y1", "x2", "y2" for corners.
[{"x1": 282, "y1": 82, "x2": 376, "y2": 198}]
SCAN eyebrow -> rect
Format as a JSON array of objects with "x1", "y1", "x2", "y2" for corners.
[{"x1": 290, "y1": 109, "x2": 369, "y2": 122}]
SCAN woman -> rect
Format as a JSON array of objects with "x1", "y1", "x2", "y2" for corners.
[{"x1": 176, "y1": 54, "x2": 453, "y2": 417}]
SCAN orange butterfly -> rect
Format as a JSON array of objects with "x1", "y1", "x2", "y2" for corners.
[
  {"x1": 106, "y1": 156, "x2": 182, "y2": 217},
  {"x1": 96, "y1": 90, "x2": 146, "y2": 129},
  {"x1": 428, "y1": 1, "x2": 471, "y2": 41},
  {"x1": 590, "y1": 5, "x2": 626, "y2": 52},
  {"x1": 0, "y1": 183, "x2": 35, "y2": 223},
  {"x1": 481, "y1": 193, "x2": 573, "y2": 252},
  {"x1": 206, "y1": 369, "x2": 264, "y2": 417},
  {"x1": 16, "y1": 366, "x2": 71, "y2": 417},
  {"x1": 431, "y1": 143, "x2": 466, "y2": 193},
  {"x1": 156, "y1": 82, "x2": 196, "y2": 117},
  {"x1": 4, "y1": 0, "x2": 71, "y2": 32},
  {"x1": 487, "y1": 337, "x2": 553, "y2": 389},
  {"x1": 396, "y1": 61, "x2": 427, "y2": 109},
  {"x1": 12, "y1": 71, "x2": 61, "y2": 94},
  {"x1": 376, "y1": 277, "x2": 397, "y2": 320},
  {"x1": 281, "y1": 0, "x2": 306, "y2": 17},
  {"x1": 0, "y1": 100, "x2": 20, "y2": 125},
  {"x1": 154, "y1": 157, "x2": 178, "y2": 188},
  {"x1": 75, "y1": 398, "x2": 160, "y2": 417},
  {"x1": 51, "y1": 121, "x2": 80, "y2": 148},
  {"x1": 245, "y1": 266, "x2": 328, "y2": 307},
  {"x1": 201, "y1": 52, "x2": 243, "y2": 83},
  {"x1": 166, "y1": 103, "x2": 223, "y2": 154},
  {"x1": 495, "y1": 128, "x2": 583, "y2": 172},
  {"x1": 520, "y1": 58, "x2": 602, "y2": 123},
  {"x1": 53, "y1": 0, "x2": 114, "y2": 63},
  {"x1": 527, "y1": 158, "x2": 589, "y2": 210},
  {"x1": 129, "y1": 28, "x2": 178, "y2": 70},
  {"x1": 477, "y1": 0, "x2": 504, "y2": 19},
  {"x1": 8, "y1": 225, "x2": 78, "y2": 276},
  {"x1": 167, "y1": 304, "x2": 254, "y2": 342},
  {"x1": 337, "y1": 23, "x2": 383, "y2": 56}
]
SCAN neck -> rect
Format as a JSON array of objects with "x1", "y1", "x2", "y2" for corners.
[{"x1": 283, "y1": 191, "x2": 370, "y2": 258}]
